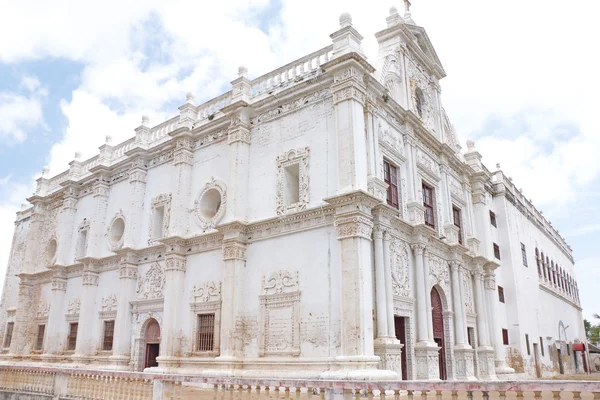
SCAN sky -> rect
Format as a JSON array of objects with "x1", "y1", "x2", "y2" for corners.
[{"x1": 0, "y1": 1, "x2": 599, "y2": 321}]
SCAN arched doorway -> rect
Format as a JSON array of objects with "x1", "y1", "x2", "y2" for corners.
[
  {"x1": 431, "y1": 287, "x2": 447, "y2": 380},
  {"x1": 144, "y1": 318, "x2": 160, "y2": 369}
]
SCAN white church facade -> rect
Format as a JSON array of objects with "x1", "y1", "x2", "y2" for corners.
[{"x1": 0, "y1": 6, "x2": 585, "y2": 381}]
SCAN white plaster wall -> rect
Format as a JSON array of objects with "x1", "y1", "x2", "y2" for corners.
[
  {"x1": 92, "y1": 269, "x2": 119, "y2": 353},
  {"x1": 243, "y1": 226, "x2": 341, "y2": 358},
  {"x1": 139, "y1": 163, "x2": 176, "y2": 245},
  {"x1": 247, "y1": 98, "x2": 337, "y2": 222}
]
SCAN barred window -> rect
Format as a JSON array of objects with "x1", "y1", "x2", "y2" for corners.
[
  {"x1": 67, "y1": 323, "x2": 78, "y2": 351},
  {"x1": 35, "y1": 325, "x2": 45, "y2": 351},
  {"x1": 196, "y1": 314, "x2": 215, "y2": 352},
  {"x1": 103, "y1": 320, "x2": 115, "y2": 351},
  {"x1": 3, "y1": 322, "x2": 13, "y2": 348}
]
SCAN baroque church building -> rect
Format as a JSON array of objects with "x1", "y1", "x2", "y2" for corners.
[{"x1": 0, "y1": 6, "x2": 585, "y2": 381}]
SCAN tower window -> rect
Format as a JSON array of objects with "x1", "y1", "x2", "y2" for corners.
[
  {"x1": 493, "y1": 243, "x2": 501, "y2": 260},
  {"x1": 452, "y1": 206, "x2": 463, "y2": 245},
  {"x1": 489, "y1": 211, "x2": 497, "y2": 227}
]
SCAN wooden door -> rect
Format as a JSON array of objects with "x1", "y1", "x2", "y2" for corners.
[
  {"x1": 431, "y1": 288, "x2": 447, "y2": 380},
  {"x1": 394, "y1": 316, "x2": 408, "y2": 380}
]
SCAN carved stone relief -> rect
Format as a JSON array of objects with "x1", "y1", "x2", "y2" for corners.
[
  {"x1": 390, "y1": 238, "x2": 410, "y2": 298},
  {"x1": 101, "y1": 294, "x2": 117, "y2": 312},
  {"x1": 276, "y1": 147, "x2": 310, "y2": 216},
  {"x1": 67, "y1": 298, "x2": 80, "y2": 315},
  {"x1": 259, "y1": 270, "x2": 301, "y2": 356},
  {"x1": 190, "y1": 281, "x2": 221, "y2": 303},
  {"x1": 462, "y1": 272, "x2": 475, "y2": 314},
  {"x1": 36, "y1": 301, "x2": 50, "y2": 319},
  {"x1": 428, "y1": 253, "x2": 450, "y2": 294},
  {"x1": 136, "y1": 262, "x2": 165, "y2": 300}
]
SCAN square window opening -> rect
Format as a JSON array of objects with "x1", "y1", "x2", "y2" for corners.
[
  {"x1": 152, "y1": 205, "x2": 165, "y2": 240},
  {"x1": 35, "y1": 325, "x2": 45, "y2": 351},
  {"x1": 284, "y1": 164, "x2": 300, "y2": 206},
  {"x1": 4, "y1": 322, "x2": 14, "y2": 348}
]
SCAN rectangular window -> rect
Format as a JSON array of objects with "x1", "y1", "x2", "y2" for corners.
[
  {"x1": 383, "y1": 160, "x2": 399, "y2": 209},
  {"x1": 452, "y1": 206, "x2": 463, "y2": 245},
  {"x1": 77, "y1": 229, "x2": 88, "y2": 259},
  {"x1": 521, "y1": 243, "x2": 528, "y2": 267},
  {"x1": 493, "y1": 243, "x2": 501, "y2": 260},
  {"x1": 540, "y1": 337, "x2": 545, "y2": 356},
  {"x1": 525, "y1": 334, "x2": 530, "y2": 355},
  {"x1": 4, "y1": 322, "x2": 14, "y2": 348},
  {"x1": 152, "y1": 205, "x2": 165, "y2": 240},
  {"x1": 502, "y1": 329, "x2": 509, "y2": 345},
  {"x1": 422, "y1": 183, "x2": 435, "y2": 228},
  {"x1": 467, "y1": 327, "x2": 475, "y2": 348},
  {"x1": 102, "y1": 320, "x2": 115, "y2": 351},
  {"x1": 67, "y1": 323, "x2": 78, "y2": 351},
  {"x1": 35, "y1": 325, "x2": 45, "y2": 351},
  {"x1": 498, "y1": 286, "x2": 505, "y2": 303},
  {"x1": 490, "y1": 211, "x2": 497, "y2": 227},
  {"x1": 284, "y1": 164, "x2": 300, "y2": 206},
  {"x1": 196, "y1": 314, "x2": 215, "y2": 352}
]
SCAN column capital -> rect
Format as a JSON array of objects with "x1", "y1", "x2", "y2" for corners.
[
  {"x1": 118, "y1": 264, "x2": 138, "y2": 280},
  {"x1": 92, "y1": 179, "x2": 110, "y2": 198},
  {"x1": 410, "y1": 243, "x2": 426, "y2": 255},
  {"x1": 334, "y1": 214, "x2": 373, "y2": 240},
  {"x1": 51, "y1": 266, "x2": 68, "y2": 291},
  {"x1": 223, "y1": 241, "x2": 247, "y2": 261},
  {"x1": 173, "y1": 135, "x2": 195, "y2": 166},
  {"x1": 227, "y1": 108, "x2": 252, "y2": 145},
  {"x1": 449, "y1": 260, "x2": 463, "y2": 272},
  {"x1": 82, "y1": 270, "x2": 99, "y2": 286},
  {"x1": 165, "y1": 253, "x2": 187, "y2": 272}
]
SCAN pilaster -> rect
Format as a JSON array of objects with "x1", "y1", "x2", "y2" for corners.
[
  {"x1": 73, "y1": 262, "x2": 99, "y2": 363},
  {"x1": 89, "y1": 178, "x2": 110, "y2": 257},
  {"x1": 110, "y1": 251, "x2": 139, "y2": 368},
  {"x1": 169, "y1": 134, "x2": 194, "y2": 237},
  {"x1": 450, "y1": 261, "x2": 476, "y2": 380},
  {"x1": 57, "y1": 187, "x2": 78, "y2": 265},
  {"x1": 373, "y1": 227, "x2": 389, "y2": 340},
  {"x1": 157, "y1": 242, "x2": 187, "y2": 370},
  {"x1": 483, "y1": 263, "x2": 515, "y2": 378},
  {"x1": 42, "y1": 267, "x2": 68, "y2": 358},
  {"x1": 217, "y1": 222, "x2": 247, "y2": 364},
  {"x1": 125, "y1": 156, "x2": 148, "y2": 249},
  {"x1": 9, "y1": 275, "x2": 34, "y2": 356},
  {"x1": 472, "y1": 265, "x2": 497, "y2": 380},
  {"x1": 225, "y1": 107, "x2": 251, "y2": 223}
]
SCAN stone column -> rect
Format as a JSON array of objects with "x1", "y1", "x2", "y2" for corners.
[
  {"x1": 157, "y1": 247, "x2": 186, "y2": 371},
  {"x1": 405, "y1": 137, "x2": 426, "y2": 225},
  {"x1": 169, "y1": 135, "x2": 194, "y2": 237},
  {"x1": 411, "y1": 243, "x2": 439, "y2": 380},
  {"x1": 373, "y1": 227, "x2": 389, "y2": 340},
  {"x1": 383, "y1": 231, "x2": 395, "y2": 338},
  {"x1": 450, "y1": 261, "x2": 475, "y2": 380},
  {"x1": 73, "y1": 265, "x2": 99, "y2": 363},
  {"x1": 217, "y1": 223, "x2": 247, "y2": 361},
  {"x1": 89, "y1": 179, "x2": 110, "y2": 257},
  {"x1": 109, "y1": 254, "x2": 138, "y2": 368},
  {"x1": 41, "y1": 267, "x2": 68, "y2": 359},
  {"x1": 124, "y1": 157, "x2": 147, "y2": 249},
  {"x1": 365, "y1": 102, "x2": 388, "y2": 203},
  {"x1": 9, "y1": 276, "x2": 34, "y2": 356},
  {"x1": 423, "y1": 250, "x2": 434, "y2": 341},
  {"x1": 484, "y1": 265, "x2": 514, "y2": 377},
  {"x1": 472, "y1": 269, "x2": 496, "y2": 379}
]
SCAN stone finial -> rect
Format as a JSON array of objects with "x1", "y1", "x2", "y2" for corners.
[
  {"x1": 496, "y1": 163, "x2": 501, "y2": 170},
  {"x1": 105, "y1": 135, "x2": 113, "y2": 145},
  {"x1": 141, "y1": 115, "x2": 150, "y2": 126},
  {"x1": 185, "y1": 92, "x2": 195, "y2": 104},
  {"x1": 238, "y1": 65, "x2": 248, "y2": 78},
  {"x1": 403, "y1": 0, "x2": 415, "y2": 24},
  {"x1": 339, "y1": 12, "x2": 352, "y2": 28},
  {"x1": 42, "y1": 166, "x2": 49, "y2": 178},
  {"x1": 74, "y1": 152, "x2": 81, "y2": 160},
  {"x1": 387, "y1": 6, "x2": 403, "y2": 27},
  {"x1": 466, "y1": 140, "x2": 475, "y2": 151},
  {"x1": 390, "y1": 6, "x2": 398, "y2": 15}
]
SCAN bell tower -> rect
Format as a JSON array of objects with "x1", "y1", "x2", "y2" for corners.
[{"x1": 373, "y1": 3, "x2": 447, "y2": 141}]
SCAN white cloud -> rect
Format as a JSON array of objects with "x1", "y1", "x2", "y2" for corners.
[{"x1": 1, "y1": 0, "x2": 599, "y2": 315}]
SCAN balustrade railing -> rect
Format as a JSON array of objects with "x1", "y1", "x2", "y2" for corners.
[
  {"x1": 250, "y1": 45, "x2": 333, "y2": 98},
  {"x1": 0, "y1": 365, "x2": 598, "y2": 400}
]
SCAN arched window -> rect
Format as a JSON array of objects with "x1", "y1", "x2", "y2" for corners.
[{"x1": 415, "y1": 87, "x2": 424, "y2": 118}]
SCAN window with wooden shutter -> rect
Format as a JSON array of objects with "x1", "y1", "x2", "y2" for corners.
[
  {"x1": 196, "y1": 314, "x2": 215, "y2": 352},
  {"x1": 383, "y1": 160, "x2": 399, "y2": 209},
  {"x1": 35, "y1": 325, "x2": 45, "y2": 351},
  {"x1": 67, "y1": 323, "x2": 78, "y2": 351},
  {"x1": 502, "y1": 329, "x2": 509, "y2": 345},
  {"x1": 498, "y1": 286, "x2": 505, "y2": 303},
  {"x1": 493, "y1": 243, "x2": 501, "y2": 260},
  {"x1": 103, "y1": 320, "x2": 115, "y2": 351},
  {"x1": 489, "y1": 211, "x2": 497, "y2": 227},
  {"x1": 422, "y1": 183, "x2": 435, "y2": 228},
  {"x1": 452, "y1": 206, "x2": 462, "y2": 245}
]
